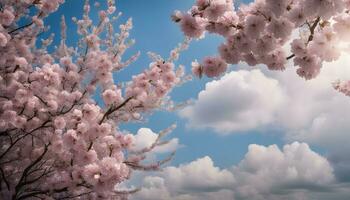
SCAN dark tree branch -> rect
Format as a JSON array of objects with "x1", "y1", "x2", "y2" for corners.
[
  {"x1": 0, "y1": 166, "x2": 10, "y2": 190},
  {"x1": 286, "y1": 17, "x2": 321, "y2": 60},
  {"x1": 99, "y1": 96, "x2": 133, "y2": 124},
  {"x1": 14, "y1": 143, "x2": 50, "y2": 199}
]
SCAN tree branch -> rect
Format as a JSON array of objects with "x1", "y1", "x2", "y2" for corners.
[
  {"x1": 286, "y1": 17, "x2": 320, "y2": 60},
  {"x1": 14, "y1": 143, "x2": 50, "y2": 199},
  {"x1": 98, "y1": 96, "x2": 133, "y2": 124}
]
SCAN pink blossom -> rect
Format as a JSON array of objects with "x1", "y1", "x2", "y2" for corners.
[
  {"x1": 287, "y1": 5, "x2": 306, "y2": 27},
  {"x1": 245, "y1": 15, "x2": 266, "y2": 39},
  {"x1": 202, "y1": 56, "x2": 228, "y2": 78},
  {"x1": 266, "y1": 17, "x2": 293, "y2": 40},
  {"x1": 180, "y1": 14, "x2": 206, "y2": 38},
  {"x1": 159, "y1": 62, "x2": 174, "y2": 72},
  {"x1": 191, "y1": 60, "x2": 203, "y2": 78},
  {"x1": 102, "y1": 89, "x2": 118, "y2": 105},
  {"x1": 265, "y1": 0, "x2": 288, "y2": 17},
  {"x1": 82, "y1": 104, "x2": 100, "y2": 121},
  {"x1": 77, "y1": 122, "x2": 89, "y2": 134},
  {"x1": 264, "y1": 49, "x2": 287, "y2": 71},
  {"x1": 291, "y1": 39, "x2": 307, "y2": 57},
  {"x1": 294, "y1": 55, "x2": 322, "y2": 80},
  {"x1": 83, "y1": 163, "x2": 101, "y2": 185},
  {"x1": 0, "y1": 1, "x2": 185, "y2": 197},
  {"x1": 218, "y1": 43, "x2": 240, "y2": 64},
  {"x1": 63, "y1": 129, "x2": 78, "y2": 147},
  {"x1": 203, "y1": 0, "x2": 229, "y2": 21},
  {"x1": 15, "y1": 57, "x2": 28, "y2": 68},
  {"x1": 54, "y1": 117, "x2": 66, "y2": 130},
  {"x1": 0, "y1": 33, "x2": 8, "y2": 47},
  {"x1": 333, "y1": 14, "x2": 350, "y2": 42},
  {"x1": 98, "y1": 123, "x2": 112, "y2": 136},
  {"x1": 0, "y1": 9, "x2": 15, "y2": 26}
]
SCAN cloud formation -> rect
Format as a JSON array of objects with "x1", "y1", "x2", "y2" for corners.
[
  {"x1": 180, "y1": 70, "x2": 285, "y2": 133},
  {"x1": 232, "y1": 142, "x2": 334, "y2": 200},
  {"x1": 132, "y1": 128, "x2": 180, "y2": 154},
  {"x1": 132, "y1": 142, "x2": 341, "y2": 200},
  {"x1": 180, "y1": 54, "x2": 350, "y2": 182}
]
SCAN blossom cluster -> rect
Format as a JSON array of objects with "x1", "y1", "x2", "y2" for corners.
[
  {"x1": 174, "y1": 0, "x2": 350, "y2": 80},
  {"x1": 0, "y1": 0, "x2": 187, "y2": 199}
]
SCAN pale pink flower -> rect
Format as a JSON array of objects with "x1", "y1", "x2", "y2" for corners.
[
  {"x1": 0, "y1": 9, "x2": 15, "y2": 26},
  {"x1": 333, "y1": 14, "x2": 350, "y2": 42},
  {"x1": 191, "y1": 60, "x2": 203, "y2": 78},
  {"x1": 98, "y1": 123, "x2": 111, "y2": 136},
  {"x1": 264, "y1": 49, "x2": 286, "y2": 71},
  {"x1": 47, "y1": 100, "x2": 58, "y2": 111},
  {"x1": 83, "y1": 163, "x2": 101, "y2": 185},
  {"x1": 203, "y1": 1, "x2": 228, "y2": 21},
  {"x1": 77, "y1": 150, "x2": 98, "y2": 164},
  {"x1": 82, "y1": 104, "x2": 99, "y2": 121},
  {"x1": 291, "y1": 39, "x2": 307, "y2": 57},
  {"x1": 265, "y1": 0, "x2": 288, "y2": 17},
  {"x1": 287, "y1": 5, "x2": 306, "y2": 27},
  {"x1": 266, "y1": 17, "x2": 293, "y2": 40},
  {"x1": 54, "y1": 117, "x2": 66, "y2": 130},
  {"x1": 0, "y1": 33, "x2": 8, "y2": 47},
  {"x1": 294, "y1": 55, "x2": 322, "y2": 80},
  {"x1": 159, "y1": 62, "x2": 174, "y2": 72},
  {"x1": 162, "y1": 71, "x2": 176, "y2": 83},
  {"x1": 253, "y1": 34, "x2": 276, "y2": 55},
  {"x1": 63, "y1": 129, "x2": 78, "y2": 147},
  {"x1": 180, "y1": 14, "x2": 206, "y2": 38},
  {"x1": 218, "y1": 43, "x2": 241, "y2": 64},
  {"x1": 15, "y1": 57, "x2": 28, "y2": 68},
  {"x1": 13, "y1": 116, "x2": 26, "y2": 128},
  {"x1": 102, "y1": 89, "x2": 118, "y2": 105},
  {"x1": 202, "y1": 56, "x2": 228, "y2": 78},
  {"x1": 245, "y1": 15, "x2": 266, "y2": 39},
  {"x1": 100, "y1": 157, "x2": 120, "y2": 177},
  {"x1": 77, "y1": 122, "x2": 89, "y2": 134}
]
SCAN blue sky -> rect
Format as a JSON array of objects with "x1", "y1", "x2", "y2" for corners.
[{"x1": 43, "y1": 0, "x2": 285, "y2": 168}]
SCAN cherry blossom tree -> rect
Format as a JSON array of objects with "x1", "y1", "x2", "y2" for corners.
[
  {"x1": 0, "y1": 0, "x2": 190, "y2": 199},
  {"x1": 173, "y1": 0, "x2": 350, "y2": 90}
]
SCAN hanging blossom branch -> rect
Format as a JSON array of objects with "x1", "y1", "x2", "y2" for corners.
[
  {"x1": 173, "y1": 0, "x2": 350, "y2": 82},
  {"x1": 0, "y1": 0, "x2": 190, "y2": 199}
]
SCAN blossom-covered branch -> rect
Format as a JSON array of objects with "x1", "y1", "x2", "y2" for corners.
[
  {"x1": 173, "y1": 0, "x2": 349, "y2": 81},
  {"x1": 0, "y1": 0, "x2": 189, "y2": 199}
]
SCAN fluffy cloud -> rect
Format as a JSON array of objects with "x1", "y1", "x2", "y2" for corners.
[
  {"x1": 232, "y1": 142, "x2": 334, "y2": 200},
  {"x1": 132, "y1": 128, "x2": 180, "y2": 154},
  {"x1": 180, "y1": 70, "x2": 285, "y2": 133},
  {"x1": 267, "y1": 55, "x2": 350, "y2": 182},
  {"x1": 160, "y1": 156, "x2": 235, "y2": 193},
  {"x1": 132, "y1": 142, "x2": 339, "y2": 200},
  {"x1": 181, "y1": 55, "x2": 350, "y2": 137},
  {"x1": 180, "y1": 53, "x2": 350, "y2": 181},
  {"x1": 131, "y1": 156, "x2": 235, "y2": 200}
]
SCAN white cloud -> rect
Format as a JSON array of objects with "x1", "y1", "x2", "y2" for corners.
[
  {"x1": 132, "y1": 128, "x2": 180, "y2": 154},
  {"x1": 131, "y1": 156, "x2": 235, "y2": 200},
  {"x1": 131, "y1": 142, "x2": 341, "y2": 200},
  {"x1": 180, "y1": 70, "x2": 285, "y2": 133},
  {"x1": 161, "y1": 156, "x2": 235, "y2": 193},
  {"x1": 180, "y1": 54, "x2": 350, "y2": 137},
  {"x1": 180, "y1": 53, "x2": 350, "y2": 181},
  {"x1": 271, "y1": 55, "x2": 350, "y2": 181},
  {"x1": 232, "y1": 142, "x2": 335, "y2": 200}
]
